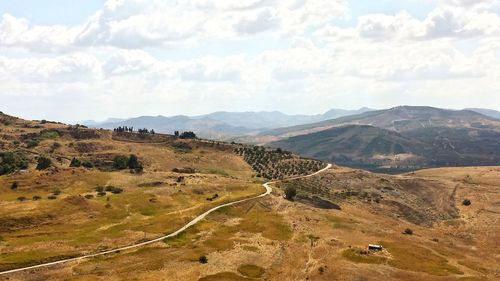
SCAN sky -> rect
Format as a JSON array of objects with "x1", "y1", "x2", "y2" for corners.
[{"x1": 1, "y1": 0, "x2": 500, "y2": 122}]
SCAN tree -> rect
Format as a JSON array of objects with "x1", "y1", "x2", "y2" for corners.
[
  {"x1": 199, "y1": 255, "x2": 208, "y2": 264},
  {"x1": 284, "y1": 186, "x2": 297, "y2": 200},
  {"x1": 179, "y1": 131, "x2": 196, "y2": 139},
  {"x1": 127, "y1": 154, "x2": 140, "y2": 169},
  {"x1": 36, "y1": 156, "x2": 52, "y2": 170},
  {"x1": 70, "y1": 157, "x2": 82, "y2": 167},
  {"x1": 174, "y1": 131, "x2": 179, "y2": 137}
]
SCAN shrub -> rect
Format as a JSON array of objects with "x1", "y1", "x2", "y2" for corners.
[
  {"x1": 25, "y1": 139, "x2": 40, "y2": 148},
  {"x1": 52, "y1": 189, "x2": 61, "y2": 195},
  {"x1": 97, "y1": 191, "x2": 106, "y2": 197},
  {"x1": 179, "y1": 131, "x2": 196, "y2": 139},
  {"x1": 36, "y1": 156, "x2": 52, "y2": 170},
  {"x1": 113, "y1": 155, "x2": 129, "y2": 170},
  {"x1": 11, "y1": 182, "x2": 18, "y2": 190},
  {"x1": 0, "y1": 152, "x2": 28, "y2": 175},
  {"x1": 51, "y1": 142, "x2": 61, "y2": 150},
  {"x1": 403, "y1": 228, "x2": 413, "y2": 235},
  {"x1": 82, "y1": 160, "x2": 94, "y2": 168},
  {"x1": 95, "y1": 186, "x2": 104, "y2": 192},
  {"x1": 127, "y1": 154, "x2": 140, "y2": 169},
  {"x1": 462, "y1": 199, "x2": 471, "y2": 206},
  {"x1": 70, "y1": 157, "x2": 82, "y2": 167},
  {"x1": 47, "y1": 195, "x2": 57, "y2": 200},
  {"x1": 199, "y1": 255, "x2": 208, "y2": 264},
  {"x1": 39, "y1": 130, "x2": 60, "y2": 139},
  {"x1": 32, "y1": 195, "x2": 42, "y2": 201},
  {"x1": 84, "y1": 194, "x2": 94, "y2": 199},
  {"x1": 284, "y1": 186, "x2": 297, "y2": 200},
  {"x1": 105, "y1": 186, "x2": 123, "y2": 194},
  {"x1": 17, "y1": 196, "x2": 27, "y2": 202}
]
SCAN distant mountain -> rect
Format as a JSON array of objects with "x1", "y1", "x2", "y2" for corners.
[
  {"x1": 268, "y1": 106, "x2": 500, "y2": 172},
  {"x1": 466, "y1": 108, "x2": 500, "y2": 120},
  {"x1": 84, "y1": 108, "x2": 374, "y2": 139},
  {"x1": 89, "y1": 115, "x2": 256, "y2": 139},
  {"x1": 196, "y1": 107, "x2": 374, "y2": 129}
]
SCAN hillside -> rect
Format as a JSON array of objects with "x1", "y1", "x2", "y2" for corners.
[
  {"x1": 466, "y1": 108, "x2": 500, "y2": 119},
  {"x1": 267, "y1": 107, "x2": 500, "y2": 172},
  {"x1": 262, "y1": 106, "x2": 500, "y2": 139},
  {"x1": 5, "y1": 164, "x2": 498, "y2": 281},
  {"x1": 0, "y1": 112, "x2": 322, "y2": 274},
  {"x1": 1, "y1": 112, "x2": 499, "y2": 281}
]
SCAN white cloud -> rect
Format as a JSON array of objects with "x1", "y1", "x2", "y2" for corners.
[{"x1": 0, "y1": 0, "x2": 500, "y2": 121}]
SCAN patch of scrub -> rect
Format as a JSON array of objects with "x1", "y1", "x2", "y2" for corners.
[
  {"x1": 342, "y1": 248, "x2": 387, "y2": 264},
  {"x1": 198, "y1": 272, "x2": 253, "y2": 281},
  {"x1": 237, "y1": 264, "x2": 265, "y2": 278}
]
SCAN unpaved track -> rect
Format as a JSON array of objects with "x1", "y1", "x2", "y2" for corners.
[{"x1": 0, "y1": 164, "x2": 332, "y2": 276}]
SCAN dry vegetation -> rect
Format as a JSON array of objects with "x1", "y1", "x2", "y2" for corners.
[{"x1": 1, "y1": 112, "x2": 499, "y2": 281}]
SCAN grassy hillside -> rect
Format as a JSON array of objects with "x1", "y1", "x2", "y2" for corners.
[{"x1": 7, "y1": 165, "x2": 498, "y2": 281}]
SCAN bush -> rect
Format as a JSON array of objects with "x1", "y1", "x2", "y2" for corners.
[
  {"x1": 127, "y1": 154, "x2": 140, "y2": 169},
  {"x1": 17, "y1": 196, "x2": 27, "y2": 202},
  {"x1": 403, "y1": 228, "x2": 413, "y2": 235},
  {"x1": 97, "y1": 191, "x2": 106, "y2": 197},
  {"x1": 32, "y1": 195, "x2": 42, "y2": 201},
  {"x1": 11, "y1": 182, "x2": 18, "y2": 190},
  {"x1": 51, "y1": 142, "x2": 61, "y2": 150},
  {"x1": 199, "y1": 255, "x2": 208, "y2": 264},
  {"x1": 462, "y1": 199, "x2": 471, "y2": 206},
  {"x1": 84, "y1": 194, "x2": 94, "y2": 199},
  {"x1": 179, "y1": 131, "x2": 197, "y2": 139},
  {"x1": 0, "y1": 152, "x2": 28, "y2": 175},
  {"x1": 105, "y1": 186, "x2": 123, "y2": 194},
  {"x1": 70, "y1": 157, "x2": 82, "y2": 167},
  {"x1": 36, "y1": 156, "x2": 52, "y2": 170},
  {"x1": 47, "y1": 195, "x2": 57, "y2": 200},
  {"x1": 82, "y1": 160, "x2": 94, "y2": 168},
  {"x1": 52, "y1": 189, "x2": 61, "y2": 195},
  {"x1": 25, "y1": 139, "x2": 40, "y2": 148},
  {"x1": 113, "y1": 155, "x2": 129, "y2": 170},
  {"x1": 284, "y1": 186, "x2": 297, "y2": 200}
]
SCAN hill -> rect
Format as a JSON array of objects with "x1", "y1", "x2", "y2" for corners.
[
  {"x1": 262, "y1": 106, "x2": 500, "y2": 138},
  {"x1": 0, "y1": 112, "x2": 322, "y2": 273},
  {"x1": 466, "y1": 108, "x2": 500, "y2": 119},
  {"x1": 7, "y1": 164, "x2": 499, "y2": 280},
  {"x1": 267, "y1": 107, "x2": 500, "y2": 172},
  {"x1": 84, "y1": 108, "x2": 374, "y2": 139}
]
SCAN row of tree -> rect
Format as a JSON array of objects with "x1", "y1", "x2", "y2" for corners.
[{"x1": 114, "y1": 126, "x2": 156, "y2": 134}]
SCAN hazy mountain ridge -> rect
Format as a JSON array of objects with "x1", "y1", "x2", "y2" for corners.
[{"x1": 83, "y1": 108, "x2": 374, "y2": 139}]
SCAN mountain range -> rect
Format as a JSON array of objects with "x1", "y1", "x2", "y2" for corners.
[{"x1": 82, "y1": 108, "x2": 374, "y2": 139}]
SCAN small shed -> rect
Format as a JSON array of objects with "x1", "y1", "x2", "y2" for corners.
[{"x1": 368, "y1": 244, "x2": 383, "y2": 251}]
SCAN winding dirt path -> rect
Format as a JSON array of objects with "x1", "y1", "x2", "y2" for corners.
[{"x1": 0, "y1": 163, "x2": 332, "y2": 276}]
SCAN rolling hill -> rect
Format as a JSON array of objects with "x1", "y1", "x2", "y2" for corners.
[
  {"x1": 1, "y1": 111, "x2": 499, "y2": 280},
  {"x1": 269, "y1": 106, "x2": 500, "y2": 172}
]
